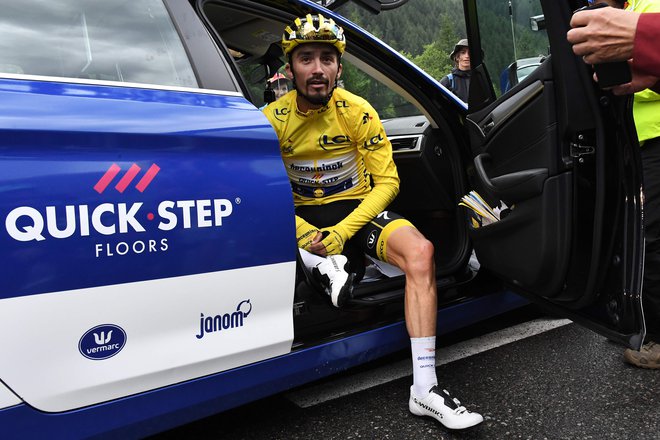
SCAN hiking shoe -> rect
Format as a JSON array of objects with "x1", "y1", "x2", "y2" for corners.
[
  {"x1": 624, "y1": 341, "x2": 660, "y2": 369},
  {"x1": 409, "y1": 386, "x2": 483, "y2": 430},
  {"x1": 312, "y1": 255, "x2": 354, "y2": 307}
]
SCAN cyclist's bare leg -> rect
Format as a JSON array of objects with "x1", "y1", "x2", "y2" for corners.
[{"x1": 384, "y1": 226, "x2": 437, "y2": 337}]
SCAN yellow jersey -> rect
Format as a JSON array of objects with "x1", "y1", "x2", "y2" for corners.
[{"x1": 263, "y1": 87, "x2": 399, "y2": 239}]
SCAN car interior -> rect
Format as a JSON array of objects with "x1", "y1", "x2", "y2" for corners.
[
  {"x1": 199, "y1": 1, "x2": 481, "y2": 345},
  {"x1": 201, "y1": 0, "x2": 643, "y2": 346}
]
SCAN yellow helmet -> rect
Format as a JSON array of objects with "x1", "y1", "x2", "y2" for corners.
[{"x1": 282, "y1": 14, "x2": 346, "y2": 56}]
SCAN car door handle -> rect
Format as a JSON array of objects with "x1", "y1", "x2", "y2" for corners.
[{"x1": 474, "y1": 153, "x2": 548, "y2": 203}]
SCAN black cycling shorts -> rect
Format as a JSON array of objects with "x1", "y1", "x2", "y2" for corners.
[{"x1": 295, "y1": 200, "x2": 414, "y2": 280}]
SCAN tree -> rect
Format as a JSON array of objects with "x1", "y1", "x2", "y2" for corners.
[{"x1": 409, "y1": 14, "x2": 461, "y2": 82}]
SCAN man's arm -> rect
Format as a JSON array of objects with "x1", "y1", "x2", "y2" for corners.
[
  {"x1": 633, "y1": 13, "x2": 660, "y2": 77},
  {"x1": 296, "y1": 215, "x2": 322, "y2": 251}
]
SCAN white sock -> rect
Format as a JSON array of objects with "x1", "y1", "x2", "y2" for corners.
[
  {"x1": 411, "y1": 336, "x2": 438, "y2": 396},
  {"x1": 299, "y1": 248, "x2": 326, "y2": 270}
]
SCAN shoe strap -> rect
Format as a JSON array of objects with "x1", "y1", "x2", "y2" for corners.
[{"x1": 429, "y1": 386, "x2": 466, "y2": 413}]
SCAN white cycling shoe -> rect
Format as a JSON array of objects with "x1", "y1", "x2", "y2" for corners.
[
  {"x1": 409, "y1": 386, "x2": 484, "y2": 430},
  {"x1": 312, "y1": 254, "x2": 354, "y2": 307}
]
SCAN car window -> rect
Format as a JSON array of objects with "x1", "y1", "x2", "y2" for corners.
[
  {"x1": 339, "y1": 60, "x2": 419, "y2": 119},
  {"x1": 228, "y1": 42, "x2": 419, "y2": 118},
  {"x1": 475, "y1": 0, "x2": 548, "y2": 95},
  {"x1": 200, "y1": 3, "x2": 418, "y2": 117},
  {"x1": 517, "y1": 63, "x2": 540, "y2": 82},
  {"x1": 0, "y1": 0, "x2": 197, "y2": 88},
  {"x1": 335, "y1": 2, "x2": 467, "y2": 105},
  {"x1": 230, "y1": 51, "x2": 419, "y2": 118}
]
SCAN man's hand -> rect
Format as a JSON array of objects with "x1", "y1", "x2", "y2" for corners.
[
  {"x1": 610, "y1": 64, "x2": 660, "y2": 95},
  {"x1": 308, "y1": 232, "x2": 327, "y2": 257},
  {"x1": 567, "y1": 8, "x2": 640, "y2": 65}
]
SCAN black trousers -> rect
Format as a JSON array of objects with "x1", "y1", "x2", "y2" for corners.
[{"x1": 641, "y1": 137, "x2": 660, "y2": 341}]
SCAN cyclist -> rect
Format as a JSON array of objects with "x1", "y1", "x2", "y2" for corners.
[{"x1": 262, "y1": 14, "x2": 483, "y2": 429}]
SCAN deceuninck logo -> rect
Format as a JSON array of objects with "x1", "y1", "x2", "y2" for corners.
[
  {"x1": 79, "y1": 324, "x2": 127, "y2": 360},
  {"x1": 4, "y1": 162, "x2": 238, "y2": 258},
  {"x1": 94, "y1": 163, "x2": 161, "y2": 194}
]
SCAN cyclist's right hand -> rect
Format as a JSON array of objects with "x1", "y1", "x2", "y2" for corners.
[{"x1": 296, "y1": 217, "x2": 321, "y2": 252}]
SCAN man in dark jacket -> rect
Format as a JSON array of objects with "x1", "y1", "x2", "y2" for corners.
[{"x1": 440, "y1": 39, "x2": 471, "y2": 103}]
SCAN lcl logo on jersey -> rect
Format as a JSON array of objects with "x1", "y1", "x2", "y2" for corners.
[
  {"x1": 274, "y1": 107, "x2": 289, "y2": 122},
  {"x1": 79, "y1": 324, "x2": 127, "y2": 360},
  {"x1": 363, "y1": 133, "x2": 385, "y2": 151},
  {"x1": 318, "y1": 134, "x2": 351, "y2": 151}
]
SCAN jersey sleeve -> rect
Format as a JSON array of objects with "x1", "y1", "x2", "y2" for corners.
[{"x1": 335, "y1": 102, "x2": 400, "y2": 238}]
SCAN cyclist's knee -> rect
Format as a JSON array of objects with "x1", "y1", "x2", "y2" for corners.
[{"x1": 390, "y1": 232, "x2": 434, "y2": 275}]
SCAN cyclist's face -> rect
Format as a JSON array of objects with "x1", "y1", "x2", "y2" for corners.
[{"x1": 287, "y1": 43, "x2": 342, "y2": 110}]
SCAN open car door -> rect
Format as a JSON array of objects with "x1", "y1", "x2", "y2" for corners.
[{"x1": 462, "y1": 0, "x2": 645, "y2": 349}]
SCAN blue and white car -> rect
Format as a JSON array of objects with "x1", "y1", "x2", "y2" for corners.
[{"x1": 0, "y1": 0, "x2": 646, "y2": 437}]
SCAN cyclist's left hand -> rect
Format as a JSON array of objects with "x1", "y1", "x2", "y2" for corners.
[{"x1": 319, "y1": 226, "x2": 349, "y2": 255}]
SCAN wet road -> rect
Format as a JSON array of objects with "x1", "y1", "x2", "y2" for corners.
[{"x1": 156, "y1": 309, "x2": 660, "y2": 439}]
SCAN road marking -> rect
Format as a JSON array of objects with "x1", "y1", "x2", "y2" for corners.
[{"x1": 285, "y1": 317, "x2": 571, "y2": 408}]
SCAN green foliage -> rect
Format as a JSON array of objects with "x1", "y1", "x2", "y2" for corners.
[
  {"x1": 337, "y1": 0, "x2": 549, "y2": 99},
  {"x1": 337, "y1": 0, "x2": 465, "y2": 57},
  {"x1": 341, "y1": 62, "x2": 416, "y2": 118},
  {"x1": 409, "y1": 14, "x2": 460, "y2": 82}
]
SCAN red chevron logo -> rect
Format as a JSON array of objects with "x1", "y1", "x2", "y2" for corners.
[{"x1": 94, "y1": 163, "x2": 160, "y2": 194}]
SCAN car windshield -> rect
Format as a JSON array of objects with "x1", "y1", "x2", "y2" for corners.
[{"x1": 0, "y1": 0, "x2": 197, "y2": 88}]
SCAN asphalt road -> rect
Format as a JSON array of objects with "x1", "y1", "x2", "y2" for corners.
[{"x1": 155, "y1": 309, "x2": 660, "y2": 439}]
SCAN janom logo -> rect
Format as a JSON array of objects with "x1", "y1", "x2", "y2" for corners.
[
  {"x1": 196, "y1": 299, "x2": 252, "y2": 339},
  {"x1": 4, "y1": 163, "x2": 237, "y2": 258},
  {"x1": 79, "y1": 324, "x2": 127, "y2": 360}
]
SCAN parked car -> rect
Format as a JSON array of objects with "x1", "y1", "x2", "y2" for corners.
[
  {"x1": 500, "y1": 56, "x2": 546, "y2": 94},
  {"x1": 0, "y1": 0, "x2": 645, "y2": 438}
]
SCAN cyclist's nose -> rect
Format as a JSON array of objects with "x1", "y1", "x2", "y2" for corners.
[{"x1": 310, "y1": 57, "x2": 324, "y2": 73}]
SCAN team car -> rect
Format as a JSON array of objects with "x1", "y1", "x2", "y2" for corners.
[{"x1": 0, "y1": 0, "x2": 646, "y2": 437}]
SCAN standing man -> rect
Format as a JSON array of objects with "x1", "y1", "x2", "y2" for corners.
[
  {"x1": 569, "y1": 2, "x2": 660, "y2": 369},
  {"x1": 440, "y1": 39, "x2": 472, "y2": 103},
  {"x1": 263, "y1": 14, "x2": 483, "y2": 429}
]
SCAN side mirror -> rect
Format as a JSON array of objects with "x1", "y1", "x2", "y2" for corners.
[{"x1": 530, "y1": 14, "x2": 545, "y2": 31}]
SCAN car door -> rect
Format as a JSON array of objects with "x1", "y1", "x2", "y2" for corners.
[
  {"x1": 462, "y1": 0, "x2": 645, "y2": 348},
  {"x1": 0, "y1": 0, "x2": 296, "y2": 413}
]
